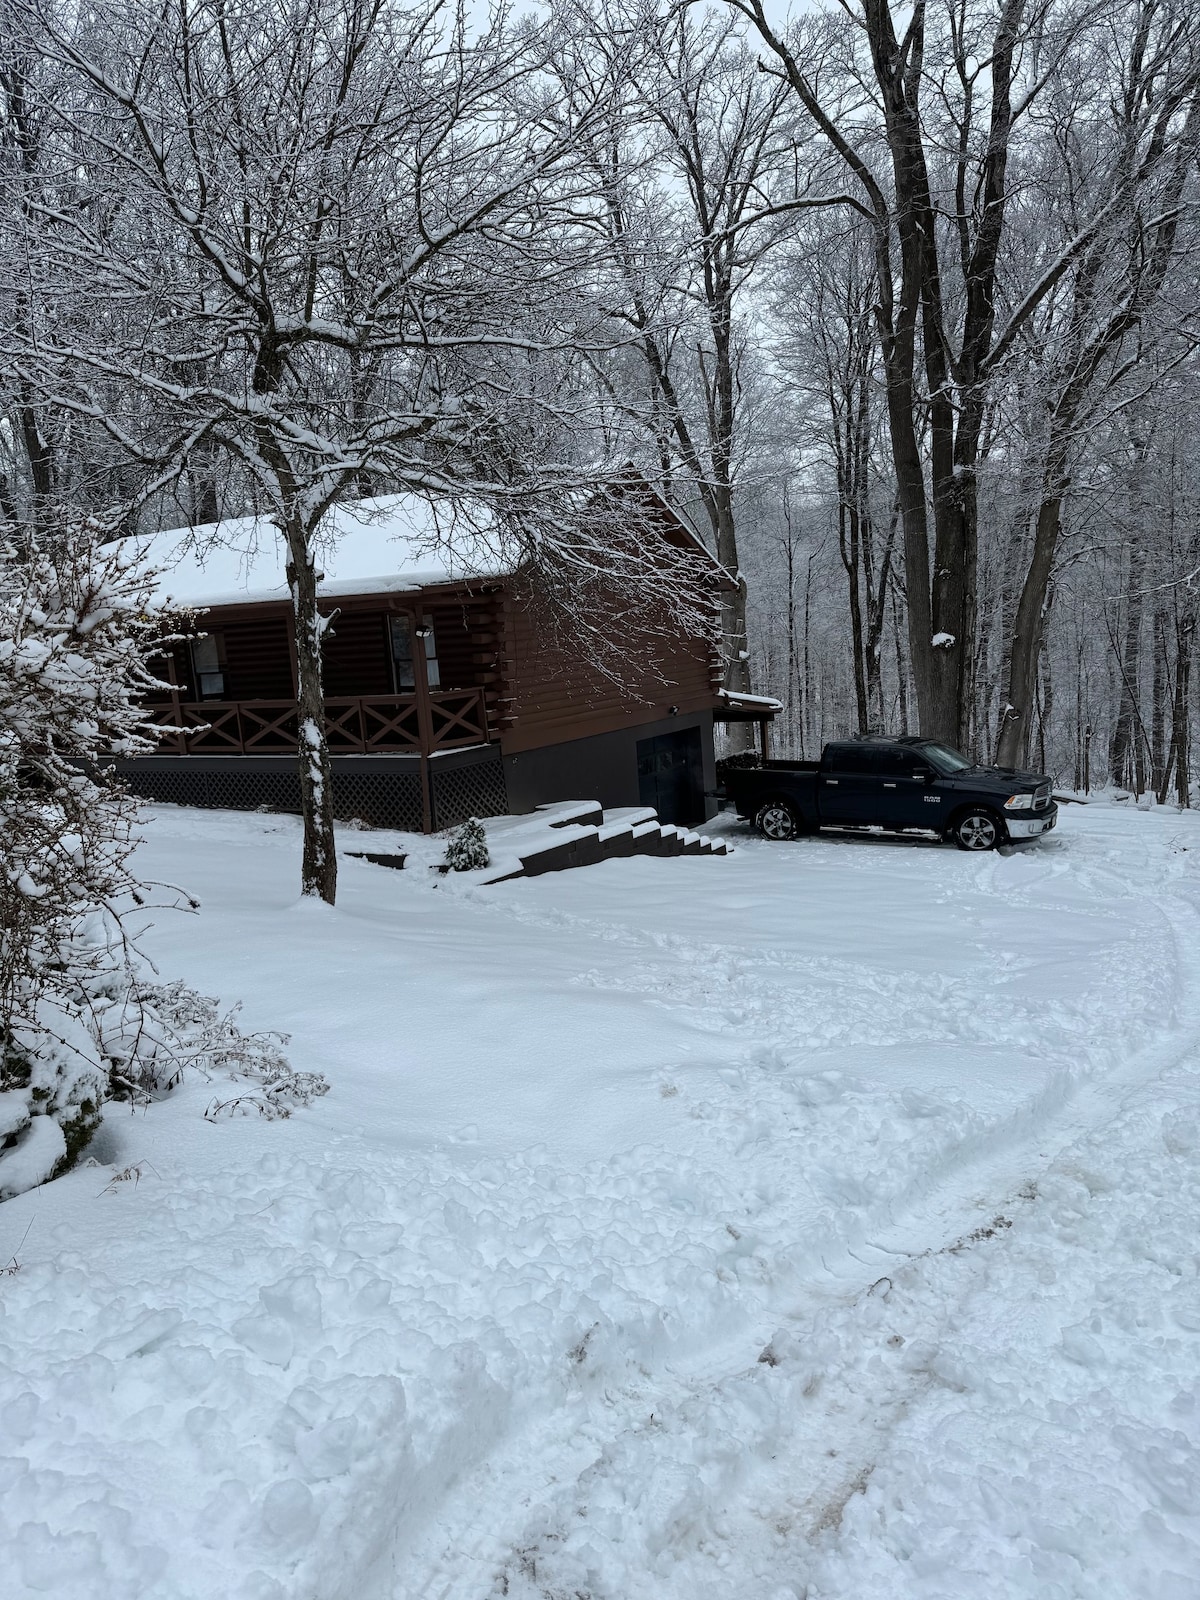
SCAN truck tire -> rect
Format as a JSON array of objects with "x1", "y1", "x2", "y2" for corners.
[
  {"x1": 755, "y1": 799, "x2": 802, "y2": 841},
  {"x1": 951, "y1": 808, "x2": 1003, "y2": 852}
]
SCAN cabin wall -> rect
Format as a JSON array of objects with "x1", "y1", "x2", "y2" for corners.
[
  {"x1": 220, "y1": 614, "x2": 294, "y2": 698},
  {"x1": 151, "y1": 591, "x2": 505, "y2": 707},
  {"x1": 498, "y1": 583, "x2": 722, "y2": 755},
  {"x1": 502, "y1": 710, "x2": 717, "y2": 825},
  {"x1": 134, "y1": 563, "x2": 725, "y2": 827},
  {"x1": 147, "y1": 611, "x2": 293, "y2": 702},
  {"x1": 146, "y1": 640, "x2": 192, "y2": 702},
  {"x1": 423, "y1": 593, "x2": 505, "y2": 717}
]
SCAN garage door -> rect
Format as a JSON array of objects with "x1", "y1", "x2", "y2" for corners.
[{"x1": 636, "y1": 727, "x2": 705, "y2": 827}]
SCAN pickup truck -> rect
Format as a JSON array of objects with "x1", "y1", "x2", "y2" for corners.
[{"x1": 722, "y1": 736, "x2": 1058, "y2": 851}]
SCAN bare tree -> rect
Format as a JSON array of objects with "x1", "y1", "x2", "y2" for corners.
[
  {"x1": 727, "y1": 0, "x2": 1200, "y2": 758},
  {"x1": 776, "y1": 218, "x2": 898, "y2": 732},
  {"x1": 576, "y1": 6, "x2": 804, "y2": 742},
  {"x1": 995, "y1": 4, "x2": 1200, "y2": 767},
  {"x1": 13, "y1": 0, "x2": 635, "y2": 902}
]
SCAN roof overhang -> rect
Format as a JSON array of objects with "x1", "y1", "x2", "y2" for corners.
[{"x1": 713, "y1": 689, "x2": 783, "y2": 722}]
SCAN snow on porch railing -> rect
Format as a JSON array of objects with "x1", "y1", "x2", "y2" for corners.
[{"x1": 148, "y1": 691, "x2": 490, "y2": 756}]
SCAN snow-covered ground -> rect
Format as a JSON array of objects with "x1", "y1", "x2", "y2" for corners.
[{"x1": 3, "y1": 800, "x2": 1200, "y2": 1598}]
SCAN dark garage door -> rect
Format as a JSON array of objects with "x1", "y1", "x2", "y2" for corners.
[{"x1": 637, "y1": 727, "x2": 705, "y2": 827}]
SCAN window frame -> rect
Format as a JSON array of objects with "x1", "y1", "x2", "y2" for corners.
[{"x1": 190, "y1": 631, "x2": 226, "y2": 700}]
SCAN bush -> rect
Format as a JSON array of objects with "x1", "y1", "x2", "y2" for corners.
[
  {"x1": 0, "y1": 517, "x2": 322, "y2": 1200},
  {"x1": 444, "y1": 817, "x2": 490, "y2": 871}
]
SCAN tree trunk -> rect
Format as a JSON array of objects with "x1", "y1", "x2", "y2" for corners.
[
  {"x1": 1038, "y1": 624, "x2": 1053, "y2": 772},
  {"x1": 285, "y1": 529, "x2": 338, "y2": 904},
  {"x1": 864, "y1": 506, "x2": 897, "y2": 730},
  {"x1": 719, "y1": 574, "x2": 755, "y2": 756},
  {"x1": 891, "y1": 584, "x2": 910, "y2": 735},
  {"x1": 1151, "y1": 608, "x2": 1169, "y2": 793},
  {"x1": 997, "y1": 489, "x2": 1062, "y2": 768},
  {"x1": 1165, "y1": 615, "x2": 1195, "y2": 807},
  {"x1": 839, "y1": 498, "x2": 870, "y2": 733},
  {"x1": 784, "y1": 516, "x2": 798, "y2": 758},
  {"x1": 1177, "y1": 626, "x2": 1193, "y2": 808},
  {"x1": 1074, "y1": 641, "x2": 1085, "y2": 791},
  {"x1": 1110, "y1": 529, "x2": 1148, "y2": 791},
  {"x1": 802, "y1": 549, "x2": 816, "y2": 758}
]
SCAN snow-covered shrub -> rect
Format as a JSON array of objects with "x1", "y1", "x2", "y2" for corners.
[
  {"x1": 0, "y1": 520, "x2": 167, "y2": 1195},
  {"x1": 0, "y1": 522, "x2": 326, "y2": 1200},
  {"x1": 122, "y1": 981, "x2": 326, "y2": 1121},
  {"x1": 444, "y1": 817, "x2": 490, "y2": 871}
]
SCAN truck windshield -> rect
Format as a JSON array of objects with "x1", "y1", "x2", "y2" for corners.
[{"x1": 920, "y1": 742, "x2": 974, "y2": 775}]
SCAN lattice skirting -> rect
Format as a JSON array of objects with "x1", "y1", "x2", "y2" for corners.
[
  {"x1": 114, "y1": 750, "x2": 509, "y2": 834},
  {"x1": 430, "y1": 755, "x2": 509, "y2": 830}
]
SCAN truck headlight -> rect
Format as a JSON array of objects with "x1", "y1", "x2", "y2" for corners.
[{"x1": 1004, "y1": 793, "x2": 1033, "y2": 810}]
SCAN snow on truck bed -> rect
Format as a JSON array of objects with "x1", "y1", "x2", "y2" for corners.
[{"x1": 3, "y1": 802, "x2": 1200, "y2": 1597}]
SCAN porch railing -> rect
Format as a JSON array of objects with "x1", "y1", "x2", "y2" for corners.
[{"x1": 148, "y1": 690, "x2": 490, "y2": 756}]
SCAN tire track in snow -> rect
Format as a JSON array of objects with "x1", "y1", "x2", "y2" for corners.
[
  {"x1": 398, "y1": 842, "x2": 1200, "y2": 1600},
  {"x1": 438, "y1": 890, "x2": 1200, "y2": 1600}
]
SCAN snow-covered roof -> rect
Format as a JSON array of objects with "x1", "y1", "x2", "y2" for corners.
[
  {"x1": 134, "y1": 494, "x2": 515, "y2": 610},
  {"x1": 716, "y1": 689, "x2": 783, "y2": 714}
]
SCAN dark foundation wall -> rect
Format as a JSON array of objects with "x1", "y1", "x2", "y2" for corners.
[{"x1": 502, "y1": 711, "x2": 716, "y2": 824}]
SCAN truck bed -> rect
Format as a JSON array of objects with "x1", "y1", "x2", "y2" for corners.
[{"x1": 719, "y1": 760, "x2": 821, "y2": 828}]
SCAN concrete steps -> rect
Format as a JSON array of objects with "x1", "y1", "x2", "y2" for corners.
[{"x1": 485, "y1": 804, "x2": 730, "y2": 883}]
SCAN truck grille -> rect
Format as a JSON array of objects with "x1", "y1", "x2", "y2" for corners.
[{"x1": 1033, "y1": 784, "x2": 1051, "y2": 811}]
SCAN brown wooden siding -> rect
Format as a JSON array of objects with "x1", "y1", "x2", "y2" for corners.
[
  {"x1": 142, "y1": 545, "x2": 720, "y2": 763},
  {"x1": 322, "y1": 609, "x2": 392, "y2": 696},
  {"x1": 145, "y1": 587, "x2": 508, "y2": 734},
  {"x1": 426, "y1": 594, "x2": 503, "y2": 695},
  {"x1": 221, "y1": 614, "x2": 294, "y2": 699},
  {"x1": 498, "y1": 583, "x2": 722, "y2": 757},
  {"x1": 145, "y1": 640, "x2": 192, "y2": 703}
]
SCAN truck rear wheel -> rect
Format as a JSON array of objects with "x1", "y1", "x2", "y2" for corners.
[
  {"x1": 952, "y1": 808, "x2": 1002, "y2": 852},
  {"x1": 755, "y1": 800, "x2": 802, "y2": 841}
]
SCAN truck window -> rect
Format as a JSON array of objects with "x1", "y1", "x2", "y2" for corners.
[
  {"x1": 826, "y1": 744, "x2": 877, "y2": 774},
  {"x1": 825, "y1": 745, "x2": 896, "y2": 777},
  {"x1": 875, "y1": 748, "x2": 928, "y2": 777},
  {"x1": 877, "y1": 748, "x2": 916, "y2": 775},
  {"x1": 920, "y1": 742, "x2": 973, "y2": 775}
]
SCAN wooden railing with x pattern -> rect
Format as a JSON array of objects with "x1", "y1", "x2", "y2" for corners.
[{"x1": 149, "y1": 690, "x2": 490, "y2": 756}]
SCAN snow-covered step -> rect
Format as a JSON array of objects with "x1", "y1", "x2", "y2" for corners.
[
  {"x1": 485, "y1": 808, "x2": 731, "y2": 881},
  {"x1": 346, "y1": 849, "x2": 407, "y2": 871}
]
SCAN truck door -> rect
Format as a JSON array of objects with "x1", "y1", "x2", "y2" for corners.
[
  {"x1": 818, "y1": 743, "x2": 880, "y2": 823},
  {"x1": 877, "y1": 748, "x2": 939, "y2": 828}
]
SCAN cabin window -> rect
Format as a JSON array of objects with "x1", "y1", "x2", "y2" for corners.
[
  {"x1": 191, "y1": 632, "x2": 225, "y2": 699},
  {"x1": 389, "y1": 614, "x2": 440, "y2": 693},
  {"x1": 389, "y1": 615, "x2": 415, "y2": 692},
  {"x1": 417, "y1": 618, "x2": 441, "y2": 691}
]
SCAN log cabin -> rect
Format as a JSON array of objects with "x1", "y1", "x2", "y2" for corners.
[{"x1": 118, "y1": 489, "x2": 758, "y2": 834}]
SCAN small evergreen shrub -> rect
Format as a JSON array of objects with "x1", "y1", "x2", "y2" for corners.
[{"x1": 444, "y1": 817, "x2": 490, "y2": 871}]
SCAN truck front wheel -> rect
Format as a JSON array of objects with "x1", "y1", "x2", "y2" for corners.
[
  {"x1": 952, "y1": 808, "x2": 1003, "y2": 852},
  {"x1": 755, "y1": 800, "x2": 802, "y2": 841}
]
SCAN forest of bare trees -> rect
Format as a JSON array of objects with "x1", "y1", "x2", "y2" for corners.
[{"x1": 4, "y1": 0, "x2": 1200, "y2": 822}]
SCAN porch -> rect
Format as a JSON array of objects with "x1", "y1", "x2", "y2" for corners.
[{"x1": 147, "y1": 687, "x2": 491, "y2": 757}]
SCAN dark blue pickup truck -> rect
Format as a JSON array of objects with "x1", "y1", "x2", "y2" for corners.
[{"x1": 722, "y1": 736, "x2": 1058, "y2": 851}]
